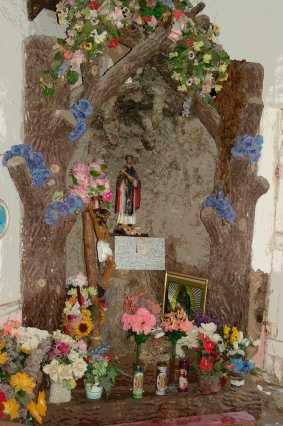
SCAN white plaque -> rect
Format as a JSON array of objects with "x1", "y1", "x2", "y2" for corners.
[{"x1": 115, "y1": 236, "x2": 165, "y2": 270}]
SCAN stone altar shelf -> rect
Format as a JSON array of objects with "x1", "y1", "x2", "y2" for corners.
[{"x1": 43, "y1": 375, "x2": 263, "y2": 426}]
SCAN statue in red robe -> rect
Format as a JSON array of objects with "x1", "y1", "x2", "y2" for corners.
[{"x1": 115, "y1": 155, "x2": 141, "y2": 227}]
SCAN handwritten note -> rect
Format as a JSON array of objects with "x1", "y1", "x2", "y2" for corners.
[{"x1": 115, "y1": 237, "x2": 165, "y2": 270}]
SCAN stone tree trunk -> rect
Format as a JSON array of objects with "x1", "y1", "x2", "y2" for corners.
[{"x1": 194, "y1": 61, "x2": 269, "y2": 329}]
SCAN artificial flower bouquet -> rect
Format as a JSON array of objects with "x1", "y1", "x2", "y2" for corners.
[
  {"x1": 194, "y1": 323, "x2": 226, "y2": 393},
  {"x1": 84, "y1": 344, "x2": 118, "y2": 399},
  {"x1": 160, "y1": 307, "x2": 193, "y2": 384},
  {"x1": 70, "y1": 160, "x2": 113, "y2": 210},
  {"x1": 0, "y1": 322, "x2": 50, "y2": 424},
  {"x1": 43, "y1": 331, "x2": 88, "y2": 395},
  {"x1": 121, "y1": 293, "x2": 160, "y2": 363},
  {"x1": 63, "y1": 272, "x2": 96, "y2": 341},
  {"x1": 223, "y1": 325, "x2": 258, "y2": 379}
]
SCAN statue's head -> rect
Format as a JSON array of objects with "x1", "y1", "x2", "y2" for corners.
[{"x1": 125, "y1": 154, "x2": 134, "y2": 167}]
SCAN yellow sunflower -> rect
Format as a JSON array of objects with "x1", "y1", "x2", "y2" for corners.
[
  {"x1": 0, "y1": 351, "x2": 8, "y2": 365},
  {"x1": 10, "y1": 372, "x2": 35, "y2": 395},
  {"x1": 81, "y1": 307, "x2": 91, "y2": 321},
  {"x1": 3, "y1": 398, "x2": 20, "y2": 421},
  {"x1": 223, "y1": 325, "x2": 230, "y2": 340},
  {"x1": 75, "y1": 318, "x2": 94, "y2": 338}
]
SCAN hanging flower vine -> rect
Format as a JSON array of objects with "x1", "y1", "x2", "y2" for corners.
[{"x1": 40, "y1": 0, "x2": 230, "y2": 100}]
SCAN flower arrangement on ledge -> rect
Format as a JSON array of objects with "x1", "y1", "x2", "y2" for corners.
[
  {"x1": 84, "y1": 344, "x2": 118, "y2": 399},
  {"x1": 0, "y1": 323, "x2": 50, "y2": 424},
  {"x1": 121, "y1": 293, "x2": 160, "y2": 363},
  {"x1": 43, "y1": 330, "x2": 88, "y2": 394},
  {"x1": 41, "y1": 0, "x2": 230, "y2": 100},
  {"x1": 63, "y1": 273, "x2": 97, "y2": 341}
]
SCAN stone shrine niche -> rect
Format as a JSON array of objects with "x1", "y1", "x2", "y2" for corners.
[{"x1": 65, "y1": 66, "x2": 217, "y2": 355}]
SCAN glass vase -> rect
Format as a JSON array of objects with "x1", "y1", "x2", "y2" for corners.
[{"x1": 168, "y1": 339, "x2": 177, "y2": 388}]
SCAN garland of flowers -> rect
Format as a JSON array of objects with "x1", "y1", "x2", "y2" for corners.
[
  {"x1": 3, "y1": 145, "x2": 51, "y2": 187},
  {"x1": 231, "y1": 135, "x2": 264, "y2": 164},
  {"x1": 203, "y1": 190, "x2": 236, "y2": 224},
  {"x1": 41, "y1": 0, "x2": 230, "y2": 100}
]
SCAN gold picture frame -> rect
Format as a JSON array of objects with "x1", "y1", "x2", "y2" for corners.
[{"x1": 163, "y1": 271, "x2": 208, "y2": 319}]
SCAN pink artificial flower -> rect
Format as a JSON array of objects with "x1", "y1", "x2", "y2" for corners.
[
  {"x1": 54, "y1": 341, "x2": 71, "y2": 356},
  {"x1": 146, "y1": 300, "x2": 161, "y2": 316},
  {"x1": 72, "y1": 50, "x2": 85, "y2": 62},
  {"x1": 70, "y1": 186, "x2": 90, "y2": 204},
  {"x1": 102, "y1": 191, "x2": 113, "y2": 203},
  {"x1": 132, "y1": 308, "x2": 157, "y2": 335},
  {"x1": 64, "y1": 51, "x2": 73, "y2": 60},
  {"x1": 173, "y1": 9, "x2": 185, "y2": 20},
  {"x1": 76, "y1": 339, "x2": 87, "y2": 353},
  {"x1": 178, "y1": 319, "x2": 194, "y2": 333},
  {"x1": 2, "y1": 320, "x2": 21, "y2": 336},
  {"x1": 72, "y1": 162, "x2": 89, "y2": 186},
  {"x1": 122, "y1": 313, "x2": 133, "y2": 331}
]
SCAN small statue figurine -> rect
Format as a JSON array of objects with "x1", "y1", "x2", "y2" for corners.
[{"x1": 115, "y1": 155, "x2": 141, "y2": 234}]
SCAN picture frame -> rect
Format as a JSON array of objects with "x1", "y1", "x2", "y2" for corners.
[
  {"x1": 162, "y1": 271, "x2": 208, "y2": 319},
  {"x1": 0, "y1": 199, "x2": 9, "y2": 239}
]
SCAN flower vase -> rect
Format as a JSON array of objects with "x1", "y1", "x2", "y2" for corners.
[
  {"x1": 85, "y1": 382, "x2": 103, "y2": 400},
  {"x1": 168, "y1": 339, "x2": 177, "y2": 389},
  {"x1": 198, "y1": 374, "x2": 222, "y2": 395},
  {"x1": 49, "y1": 381, "x2": 71, "y2": 404},
  {"x1": 230, "y1": 372, "x2": 245, "y2": 389}
]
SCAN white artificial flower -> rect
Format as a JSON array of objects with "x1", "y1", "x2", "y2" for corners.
[
  {"x1": 72, "y1": 358, "x2": 88, "y2": 379},
  {"x1": 17, "y1": 327, "x2": 50, "y2": 351},
  {"x1": 200, "y1": 322, "x2": 217, "y2": 337},
  {"x1": 68, "y1": 350, "x2": 80, "y2": 362},
  {"x1": 58, "y1": 364, "x2": 74, "y2": 382},
  {"x1": 176, "y1": 327, "x2": 199, "y2": 357},
  {"x1": 53, "y1": 330, "x2": 75, "y2": 346},
  {"x1": 43, "y1": 360, "x2": 60, "y2": 383},
  {"x1": 67, "y1": 272, "x2": 88, "y2": 288}
]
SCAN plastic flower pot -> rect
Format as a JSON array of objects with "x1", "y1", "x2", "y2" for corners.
[{"x1": 85, "y1": 382, "x2": 103, "y2": 400}]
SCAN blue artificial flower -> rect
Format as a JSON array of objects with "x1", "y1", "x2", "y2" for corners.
[
  {"x1": 31, "y1": 168, "x2": 51, "y2": 187},
  {"x1": 64, "y1": 194, "x2": 84, "y2": 213},
  {"x1": 57, "y1": 61, "x2": 70, "y2": 77},
  {"x1": 68, "y1": 99, "x2": 93, "y2": 143},
  {"x1": 229, "y1": 358, "x2": 255, "y2": 374},
  {"x1": 160, "y1": 0, "x2": 175, "y2": 9},
  {"x1": 231, "y1": 135, "x2": 264, "y2": 164},
  {"x1": 68, "y1": 121, "x2": 87, "y2": 143},
  {"x1": 203, "y1": 191, "x2": 236, "y2": 223},
  {"x1": 3, "y1": 144, "x2": 51, "y2": 188},
  {"x1": 76, "y1": 99, "x2": 93, "y2": 117},
  {"x1": 90, "y1": 343, "x2": 111, "y2": 358}
]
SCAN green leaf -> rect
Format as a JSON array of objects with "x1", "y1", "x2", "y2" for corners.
[
  {"x1": 43, "y1": 87, "x2": 55, "y2": 97},
  {"x1": 54, "y1": 51, "x2": 64, "y2": 62},
  {"x1": 67, "y1": 70, "x2": 79, "y2": 85},
  {"x1": 57, "y1": 38, "x2": 66, "y2": 46},
  {"x1": 90, "y1": 170, "x2": 101, "y2": 177}
]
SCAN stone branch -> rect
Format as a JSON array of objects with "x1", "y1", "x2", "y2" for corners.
[
  {"x1": 7, "y1": 157, "x2": 40, "y2": 210},
  {"x1": 192, "y1": 94, "x2": 221, "y2": 142}
]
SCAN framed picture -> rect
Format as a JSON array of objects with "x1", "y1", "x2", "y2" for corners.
[
  {"x1": 163, "y1": 271, "x2": 208, "y2": 319},
  {"x1": 0, "y1": 200, "x2": 9, "y2": 239}
]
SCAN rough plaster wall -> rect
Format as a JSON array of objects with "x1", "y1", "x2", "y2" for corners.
[{"x1": 66, "y1": 69, "x2": 217, "y2": 353}]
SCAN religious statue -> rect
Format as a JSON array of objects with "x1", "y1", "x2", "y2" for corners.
[{"x1": 115, "y1": 155, "x2": 141, "y2": 234}]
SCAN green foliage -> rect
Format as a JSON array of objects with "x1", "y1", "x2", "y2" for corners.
[{"x1": 66, "y1": 70, "x2": 79, "y2": 85}]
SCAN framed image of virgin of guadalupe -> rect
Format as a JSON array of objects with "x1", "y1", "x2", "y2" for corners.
[{"x1": 163, "y1": 272, "x2": 208, "y2": 319}]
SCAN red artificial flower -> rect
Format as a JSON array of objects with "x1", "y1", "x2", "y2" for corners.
[
  {"x1": 173, "y1": 9, "x2": 185, "y2": 20},
  {"x1": 199, "y1": 356, "x2": 214, "y2": 373},
  {"x1": 203, "y1": 338, "x2": 215, "y2": 354},
  {"x1": 143, "y1": 16, "x2": 152, "y2": 23},
  {"x1": 107, "y1": 38, "x2": 119, "y2": 49},
  {"x1": 104, "y1": 354, "x2": 113, "y2": 362},
  {"x1": 0, "y1": 391, "x2": 6, "y2": 403},
  {"x1": 89, "y1": 1, "x2": 100, "y2": 10},
  {"x1": 185, "y1": 38, "x2": 194, "y2": 47}
]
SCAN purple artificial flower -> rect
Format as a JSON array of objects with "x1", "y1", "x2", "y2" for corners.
[{"x1": 68, "y1": 121, "x2": 87, "y2": 143}]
